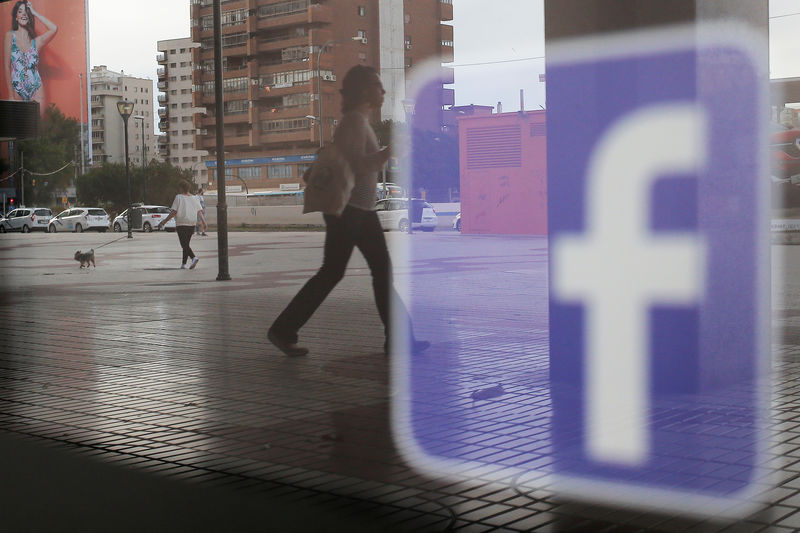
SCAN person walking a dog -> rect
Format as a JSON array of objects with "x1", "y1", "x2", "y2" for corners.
[
  {"x1": 267, "y1": 65, "x2": 428, "y2": 357},
  {"x1": 158, "y1": 180, "x2": 206, "y2": 269}
]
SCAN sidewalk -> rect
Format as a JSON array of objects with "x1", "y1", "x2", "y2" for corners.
[{"x1": 2, "y1": 230, "x2": 800, "y2": 531}]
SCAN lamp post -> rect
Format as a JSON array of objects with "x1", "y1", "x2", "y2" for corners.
[
  {"x1": 134, "y1": 115, "x2": 147, "y2": 204},
  {"x1": 116, "y1": 100, "x2": 134, "y2": 239},
  {"x1": 316, "y1": 36, "x2": 361, "y2": 147}
]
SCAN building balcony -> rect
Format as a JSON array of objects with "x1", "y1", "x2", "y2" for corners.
[
  {"x1": 158, "y1": 94, "x2": 167, "y2": 105},
  {"x1": 440, "y1": 0, "x2": 454, "y2": 21},
  {"x1": 442, "y1": 88, "x2": 455, "y2": 107},
  {"x1": 253, "y1": 81, "x2": 312, "y2": 100},
  {"x1": 256, "y1": 35, "x2": 307, "y2": 54},
  {"x1": 159, "y1": 120, "x2": 169, "y2": 130},
  {"x1": 158, "y1": 107, "x2": 167, "y2": 118},
  {"x1": 90, "y1": 98, "x2": 102, "y2": 108},
  {"x1": 157, "y1": 52, "x2": 166, "y2": 64},
  {"x1": 157, "y1": 81, "x2": 167, "y2": 90},
  {"x1": 202, "y1": 112, "x2": 250, "y2": 127},
  {"x1": 157, "y1": 67, "x2": 166, "y2": 79},
  {"x1": 259, "y1": 129, "x2": 312, "y2": 145},
  {"x1": 252, "y1": 11, "x2": 306, "y2": 33},
  {"x1": 441, "y1": 67, "x2": 455, "y2": 85},
  {"x1": 440, "y1": 42, "x2": 454, "y2": 63}
]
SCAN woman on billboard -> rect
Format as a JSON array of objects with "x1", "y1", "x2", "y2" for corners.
[{"x1": 4, "y1": 0, "x2": 57, "y2": 103}]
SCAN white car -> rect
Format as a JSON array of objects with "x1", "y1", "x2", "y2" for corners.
[
  {"x1": 0, "y1": 207, "x2": 52, "y2": 233},
  {"x1": 113, "y1": 205, "x2": 175, "y2": 233},
  {"x1": 375, "y1": 198, "x2": 437, "y2": 232},
  {"x1": 49, "y1": 207, "x2": 110, "y2": 233},
  {"x1": 453, "y1": 212, "x2": 461, "y2": 232}
]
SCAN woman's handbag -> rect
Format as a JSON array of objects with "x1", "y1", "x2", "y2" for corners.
[{"x1": 302, "y1": 144, "x2": 355, "y2": 216}]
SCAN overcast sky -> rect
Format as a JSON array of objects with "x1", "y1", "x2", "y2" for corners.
[{"x1": 88, "y1": 0, "x2": 800, "y2": 114}]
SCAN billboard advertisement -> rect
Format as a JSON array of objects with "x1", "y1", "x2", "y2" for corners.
[{"x1": 1, "y1": 0, "x2": 89, "y2": 119}]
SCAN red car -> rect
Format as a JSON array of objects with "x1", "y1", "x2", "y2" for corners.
[{"x1": 771, "y1": 128, "x2": 800, "y2": 180}]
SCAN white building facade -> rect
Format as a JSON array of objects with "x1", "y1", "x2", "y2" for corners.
[
  {"x1": 157, "y1": 38, "x2": 208, "y2": 187},
  {"x1": 89, "y1": 65, "x2": 156, "y2": 167}
]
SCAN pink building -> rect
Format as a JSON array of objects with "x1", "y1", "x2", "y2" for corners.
[{"x1": 457, "y1": 110, "x2": 547, "y2": 235}]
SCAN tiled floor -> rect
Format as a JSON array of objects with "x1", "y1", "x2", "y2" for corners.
[{"x1": 1, "y1": 231, "x2": 800, "y2": 531}]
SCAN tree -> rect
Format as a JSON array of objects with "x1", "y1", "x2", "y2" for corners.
[
  {"x1": 77, "y1": 161, "x2": 192, "y2": 217},
  {"x1": 16, "y1": 105, "x2": 80, "y2": 208}
]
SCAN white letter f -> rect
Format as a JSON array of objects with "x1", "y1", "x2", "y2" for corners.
[{"x1": 553, "y1": 104, "x2": 707, "y2": 466}]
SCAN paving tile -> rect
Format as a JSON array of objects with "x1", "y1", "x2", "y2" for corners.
[{"x1": 4, "y1": 233, "x2": 800, "y2": 532}]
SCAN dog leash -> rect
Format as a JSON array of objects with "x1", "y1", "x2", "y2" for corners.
[{"x1": 92, "y1": 235, "x2": 130, "y2": 250}]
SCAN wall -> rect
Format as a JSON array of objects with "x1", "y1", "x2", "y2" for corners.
[{"x1": 458, "y1": 110, "x2": 547, "y2": 235}]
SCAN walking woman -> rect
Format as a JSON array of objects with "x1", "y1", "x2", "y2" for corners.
[
  {"x1": 4, "y1": 1, "x2": 57, "y2": 103},
  {"x1": 268, "y1": 65, "x2": 428, "y2": 357},
  {"x1": 158, "y1": 180, "x2": 207, "y2": 269}
]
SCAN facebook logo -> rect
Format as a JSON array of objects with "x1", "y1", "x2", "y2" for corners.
[{"x1": 548, "y1": 30, "x2": 767, "y2": 508}]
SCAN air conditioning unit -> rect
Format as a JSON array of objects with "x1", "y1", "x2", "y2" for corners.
[
  {"x1": 360, "y1": 38, "x2": 368, "y2": 44},
  {"x1": 322, "y1": 74, "x2": 337, "y2": 82},
  {"x1": 405, "y1": 43, "x2": 412, "y2": 50}
]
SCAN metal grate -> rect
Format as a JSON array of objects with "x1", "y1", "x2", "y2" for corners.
[{"x1": 466, "y1": 125, "x2": 522, "y2": 169}]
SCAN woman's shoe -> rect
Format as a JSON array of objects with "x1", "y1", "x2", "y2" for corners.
[{"x1": 268, "y1": 329, "x2": 309, "y2": 357}]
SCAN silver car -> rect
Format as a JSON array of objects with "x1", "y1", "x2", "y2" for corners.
[
  {"x1": 49, "y1": 208, "x2": 110, "y2": 233},
  {"x1": 0, "y1": 207, "x2": 52, "y2": 233},
  {"x1": 375, "y1": 198, "x2": 437, "y2": 232}
]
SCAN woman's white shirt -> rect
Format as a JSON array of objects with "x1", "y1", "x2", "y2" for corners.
[{"x1": 171, "y1": 194, "x2": 202, "y2": 226}]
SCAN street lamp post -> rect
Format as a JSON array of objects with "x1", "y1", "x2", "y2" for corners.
[
  {"x1": 316, "y1": 36, "x2": 361, "y2": 147},
  {"x1": 134, "y1": 115, "x2": 147, "y2": 203},
  {"x1": 116, "y1": 100, "x2": 134, "y2": 239}
]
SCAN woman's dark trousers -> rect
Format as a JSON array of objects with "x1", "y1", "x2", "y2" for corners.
[
  {"x1": 271, "y1": 206, "x2": 409, "y2": 344},
  {"x1": 177, "y1": 225, "x2": 195, "y2": 265}
]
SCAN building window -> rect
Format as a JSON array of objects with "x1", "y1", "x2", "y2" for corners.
[
  {"x1": 267, "y1": 165, "x2": 292, "y2": 179},
  {"x1": 297, "y1": 163, "x2": 311, "y2": 176},
  {"x1": 357, "y1": 30, "x2": 366, "y2": 43},
  {"x1": 405, "y1": 36, "x2": 412, "y2": 49},
  {"x1": 204, "y1": 76, "x2": 247, "y2": 93},
  {"x1": 239, "y1": 166, "x2": 263, "y2": 180},
  {"x1": 261, "y1": 117, "x2": 311, "y2": 134},
  {"x1": 222, "y1": 33, "x2": 248, "y2": 48},
  {"x1": 404, "y1": 14, "x2": 411, "y2": 24},
  {"x1": 213, "y1": 168, "x2": 234, "y2": 179},
  {"x1": 219, "y1": 8, "x2": 247, "y2": 27},
  {"x1": 260, "y1": 69, "x2": 319, "y2": 88},
  {"x1": 257, "y1": 0, "x2": 308, "y2": 18},
  {"x1": 357, "y1": 6, "x2": 365, "y2": 16},
  {"x1": 224, "y1": 99, "x2": 248, "y2": 114}
]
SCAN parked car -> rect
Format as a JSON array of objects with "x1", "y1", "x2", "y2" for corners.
[
  {"x1": 375, "y1": 198, "x2": 437, "y2": 232},
  {"x1": 48, "y1": 207, "x2": 110, "y2": 233},
  {"x1": 0, "y1": 207, "x2": 52, "y2": 233},
  {"x1": 113, "y1": 205, "x2": 175, "y2": 233},
  {"x1": 453, "y1": 212, "x2": 462, "y2": 232}
]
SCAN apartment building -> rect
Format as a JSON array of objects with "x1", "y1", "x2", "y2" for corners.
[
  {"x1": 89, "y1": 66, "x2": 156, "y2": 166},
  {"x1": 157, "y1": 38, "x2": 209, "y2": 186},
  {"x1": 189, "y1": 0, "x2": 454, "y2": 193}
]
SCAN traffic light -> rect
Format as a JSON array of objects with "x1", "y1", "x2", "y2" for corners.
[{"x1": 8, "y1": 198, "x2": 14, "y2": 207}]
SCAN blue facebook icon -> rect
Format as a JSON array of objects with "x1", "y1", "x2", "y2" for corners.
[{"x1": 548, "y1": 29, "x2": 768, "y2": 509}]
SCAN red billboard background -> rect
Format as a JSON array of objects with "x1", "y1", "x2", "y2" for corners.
[{"x1": 1, "y1": 0, "x2": 88, "y2": 119}]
